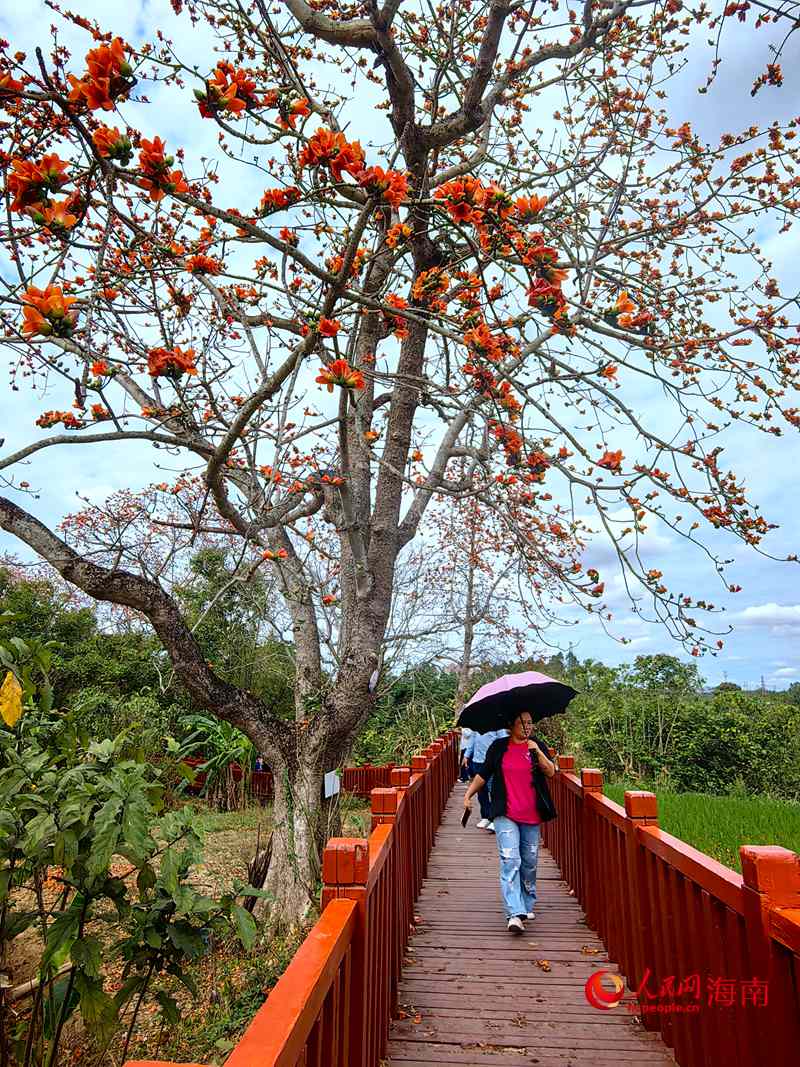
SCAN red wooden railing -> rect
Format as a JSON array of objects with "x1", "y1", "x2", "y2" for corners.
[
  {"x1": 542, "y1": 757, "x2": 800, "y2": 1067},
  {"x1": 181, "y1": 758, "x2": 395, "y2": 801},
  {"x1": 126, "y1": 732, "x2": 459, "y2": 1067}
]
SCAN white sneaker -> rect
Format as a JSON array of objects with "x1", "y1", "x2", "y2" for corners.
[
  {"x1": 476, "y1": 818, "x2": 490, "y2": 829},
  {"x1": 526, "y1": 912, "x2": 535, "y2": 920},
  {"x1": 507, "y1": 916, "x2": 525, "y2": 934},
  {"x1": 486, "y1": 821, "x2": 495, "y2": 832}
]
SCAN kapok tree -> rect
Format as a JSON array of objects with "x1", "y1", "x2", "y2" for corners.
[{"x1": 1, "y1": 2, "x2": 799, "y2": 923}]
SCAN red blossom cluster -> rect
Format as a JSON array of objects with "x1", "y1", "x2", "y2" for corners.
[
  {"x1": 35, "y1": 409, "x2": 82, "y2": 429},
  {"x1": 383, "y1": 293, "x2": 409, "y2": 339},
  {"x1": 92, "y1": 125, "x2": 133, "y2": 164},
  {"x1": 147, "y1": 345, "x2": 197, "y2": 378},
  {"x1": 316, "y1": 358, "x2": 365, "y2": 392},
  {"x1": 67, "y1": 37, "x2": 134, "y2": 112},
  {"x1": 21, "y1": 285, "x2": 77, "y2": 337},
  {"x1": 138, "y1": 137, "x2": 189, "y2": 202},
  {"x1": 597, "y1": 449, "x2": 624, "y2": 472},
  {"x1": 358, "y1": 166, "x2": 408, "y2": 208},
  {"x1": 185, "y1": 254, "x2": 222, "y2": 275},
  {"x1": 7, "y1": 154, "x2": 69, "y2": 220},
  {"x1": 196, "y1": 62, "x2": 259, "y2": 118},
  {"x1": 411, "y1": 267, "x2": 450, "y2": 308},
  {"x1": 433, "y1": 176, "x2": 571, "y2": 332},
  {"x1": 385, "y1": 221, "x2": 412, "y2": 248},
  {"x1": 297, "y1": 128, "x2": 365, "y2": 182},
  {"x1": 603, "y1": 290, "x2": 655, "y2": 335},
  {"x1": 262, "y1": 91, "x2": 310, "y2": 130},
  {"x1": 259, "y1": 186, "x2": 302, "y2": 215}
]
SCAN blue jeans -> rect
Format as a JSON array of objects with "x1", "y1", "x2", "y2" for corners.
[
  {"x1": 470, "y1": 761, "x2": 492, "y2": 821},
  {"x1": 494, "y1": 816, "x2": 540, "y2": 918}
]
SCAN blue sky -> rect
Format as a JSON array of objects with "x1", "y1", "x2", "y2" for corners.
[{"x1": 1, "y1": 2, "x2": 798, "y2": 690}]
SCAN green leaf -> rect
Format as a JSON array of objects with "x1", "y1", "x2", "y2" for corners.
[
  {"x1": 87, "y1": 794, "x2": 123, "y2": 878},
  {"x1": 166, "y1": 921, "x2": 206, "y2": 959},
  {"x1": 74, "y1": 971, "x2": 117, "y2": 1041},
  {"x1": 156, "y1": 990, "x2": 181, "y2": 1025},
  {"x1": 137, "y1": 863, "x2": 156, "y2": 895},
  {"x1": 231, "y1": 904, "x2": 257, "y2": 950},
  {"x1": 43, "y1": 903, "x2": 82, "y2": 969},
  {"x1": 144, "y1": 926, "x2": 163, "y2": 949},
  {"x1": 71, "y1": 936, "x2": 102, "y2": 978}
]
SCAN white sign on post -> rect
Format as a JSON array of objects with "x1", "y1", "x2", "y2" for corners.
[{"x1": 324, "y1": 770, "x2": 341, "y2": 799}]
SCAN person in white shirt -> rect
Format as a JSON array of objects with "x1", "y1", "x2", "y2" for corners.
[{"x1": 461, "y1": 728, "x2": 509, "y2": 831}]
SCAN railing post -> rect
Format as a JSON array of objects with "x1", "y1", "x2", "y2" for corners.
[
  {"x1": 321, "y1": 837, "x2": 370, "y2": 1067},
  {"x1": 580, "y1": 769, "x2": 603, "y2": 930},
  {"x1": 740, "y1": 846, "x2": 800, "y2": 1067},
  {"x1": 623, "y1": 790, "x2": 660, "y2": 1031}
]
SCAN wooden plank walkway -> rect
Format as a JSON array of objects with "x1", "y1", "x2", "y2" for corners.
[{"x1": 386, "y1": 779, "x2": 676, "y2": 1067}]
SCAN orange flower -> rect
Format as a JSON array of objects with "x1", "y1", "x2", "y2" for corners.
[
  {"x1": 514, "y1": 194, "x2": 548, "y2": 219},
  {"x1": 91, "y1": 360, "x2": 110, "y2": 376},
  {"x1": 259, "y1": 186, "x2": 302, "y2": 214},
  {"x1": 321, "y1": 593, "x2": 337, "y2": 606},
  {"x1": 91, "y1": 403, "x2": 109, "y2": 419},
  {"x1": 138, "y1": 137, "x2": 189, "y2": 202},
  {"x1": 385, "y1": 222, "x2": 411, "y2": 248},
  {"x1": 262, "y1": 547, "x2": 289, "y2": 561},
  {"x1": 383, "y1": 293, "x2": 409, "y2": 338},
  {"x1": 527, "y1": 277, "x2": 565, "y2": 316},
  {"x1": 147, "y1": 345, "x2": 197, "y2": 378},
  {"x1": 36, "y1": 409, "x2": 82, "y2": 429},
  {"x1": 433, "y1": 177, "x2": 485, "y2": 225},
  {"x1": 196, "y1": 62, "x2": 258, "y2": 117},
  {"x1": 277, "y1": 96, "x2": 310, "y2": 130},
  {"x1": 21, "y1": 285, "x2": 77, "y2": 337},
  {"x1": 8, "y1": 154, "x2": 69, "y2": 212},
  {"x1": 0, "y1": 71, "x2": 23, "y2": 99},
  {"x1": 33, "y1": 198, "x2": 78, "y2": 231},
  {"x1": 358, "y1": 166, "x2": 408, "y2": 208},
  {"x1": 185, "y1": 254, "x2": 221, "y2": 275},
  {"x1": 92, "y1": 125, "x2": 133, "y2": 164},
  {"x1": 318, "y1": 317, "x2": 341, "y2": 337},
  {"x1": 597, "y1": 449, "x2": 623, "y2": 471},
  {"x1": 67, "y1": 37, "x2": 134, "y2": 111},
  {"x1": 316, "y1": 359, "x2": 365, "y2": 392},
  {"x1": 599, "y1": 363, "x2": 618, "y2": 380},
  {"x1": 411, "y1": 267, "x2": 450, "y2": 304},
  {"x1": 297, "y1": 128, "x2": 365, "y2": 182}
]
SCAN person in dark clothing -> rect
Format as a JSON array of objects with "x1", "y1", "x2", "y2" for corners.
[{"x1": 463, "y1": 711, "x2": 556, "y2": 934}]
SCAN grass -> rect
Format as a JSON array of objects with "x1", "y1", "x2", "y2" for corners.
[{"x1": 603, "y1": 782, "x2": 800, "y2": 871}]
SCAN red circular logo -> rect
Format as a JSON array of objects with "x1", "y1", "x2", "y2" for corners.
[{"x1": 584, "y1": 970, "x2": 625, "y2": 1010}]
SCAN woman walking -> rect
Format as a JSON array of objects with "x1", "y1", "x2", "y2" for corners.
[{"x1": 463, "y1": 711, "x2": 557, "y2": 934}]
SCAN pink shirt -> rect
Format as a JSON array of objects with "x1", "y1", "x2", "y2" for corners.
[{"x1": 502, "y1": 742, "x2": 541, "y2": 824}]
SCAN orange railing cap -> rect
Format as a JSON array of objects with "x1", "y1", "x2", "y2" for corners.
[
  {"x1": 624, "y1": 790, "x2": 658, "y2": 820},
  {"x1": 371, "y1": 787, "x2": 399, "y2": 814},
  {"x1": 740, "y1": 845, "x2": 800, "y2": 903},
  {"x1": 321, "y1": 837, "x2": 369, "y2": 885}
]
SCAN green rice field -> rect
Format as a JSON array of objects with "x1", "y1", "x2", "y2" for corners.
[{"x1": 602, "y1": 784, "x2": 800, "y2": 872}]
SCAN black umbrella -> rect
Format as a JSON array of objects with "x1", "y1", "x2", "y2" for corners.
[{"x1": 456, "y1": 670, "x2": 578, "y2": 733}]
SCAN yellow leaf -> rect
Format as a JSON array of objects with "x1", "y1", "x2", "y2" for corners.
[{"x1": 0, "y1": 671, "x2": 23, "y2": 728}]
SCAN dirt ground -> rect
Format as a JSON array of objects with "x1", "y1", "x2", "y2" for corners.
[{"x1": 4, "y1": 798, "x2": 371, "y2": 1067}]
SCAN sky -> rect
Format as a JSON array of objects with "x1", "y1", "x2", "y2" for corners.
[{"x1": 1, "y1": 2, "x2": 799, "y2": 690}]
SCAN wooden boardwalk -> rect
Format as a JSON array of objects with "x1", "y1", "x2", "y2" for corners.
[{"x1": 386, "y1": 780, "x2": 676, "y2": 1066}]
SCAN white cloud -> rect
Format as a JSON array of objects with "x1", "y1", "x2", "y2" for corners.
[
  {"x1": 773, "y1": 667, "x2": 799, "y2": 678},
  {"x1": 727, "y1": 604, "x2": 800, "y2": 629}
]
